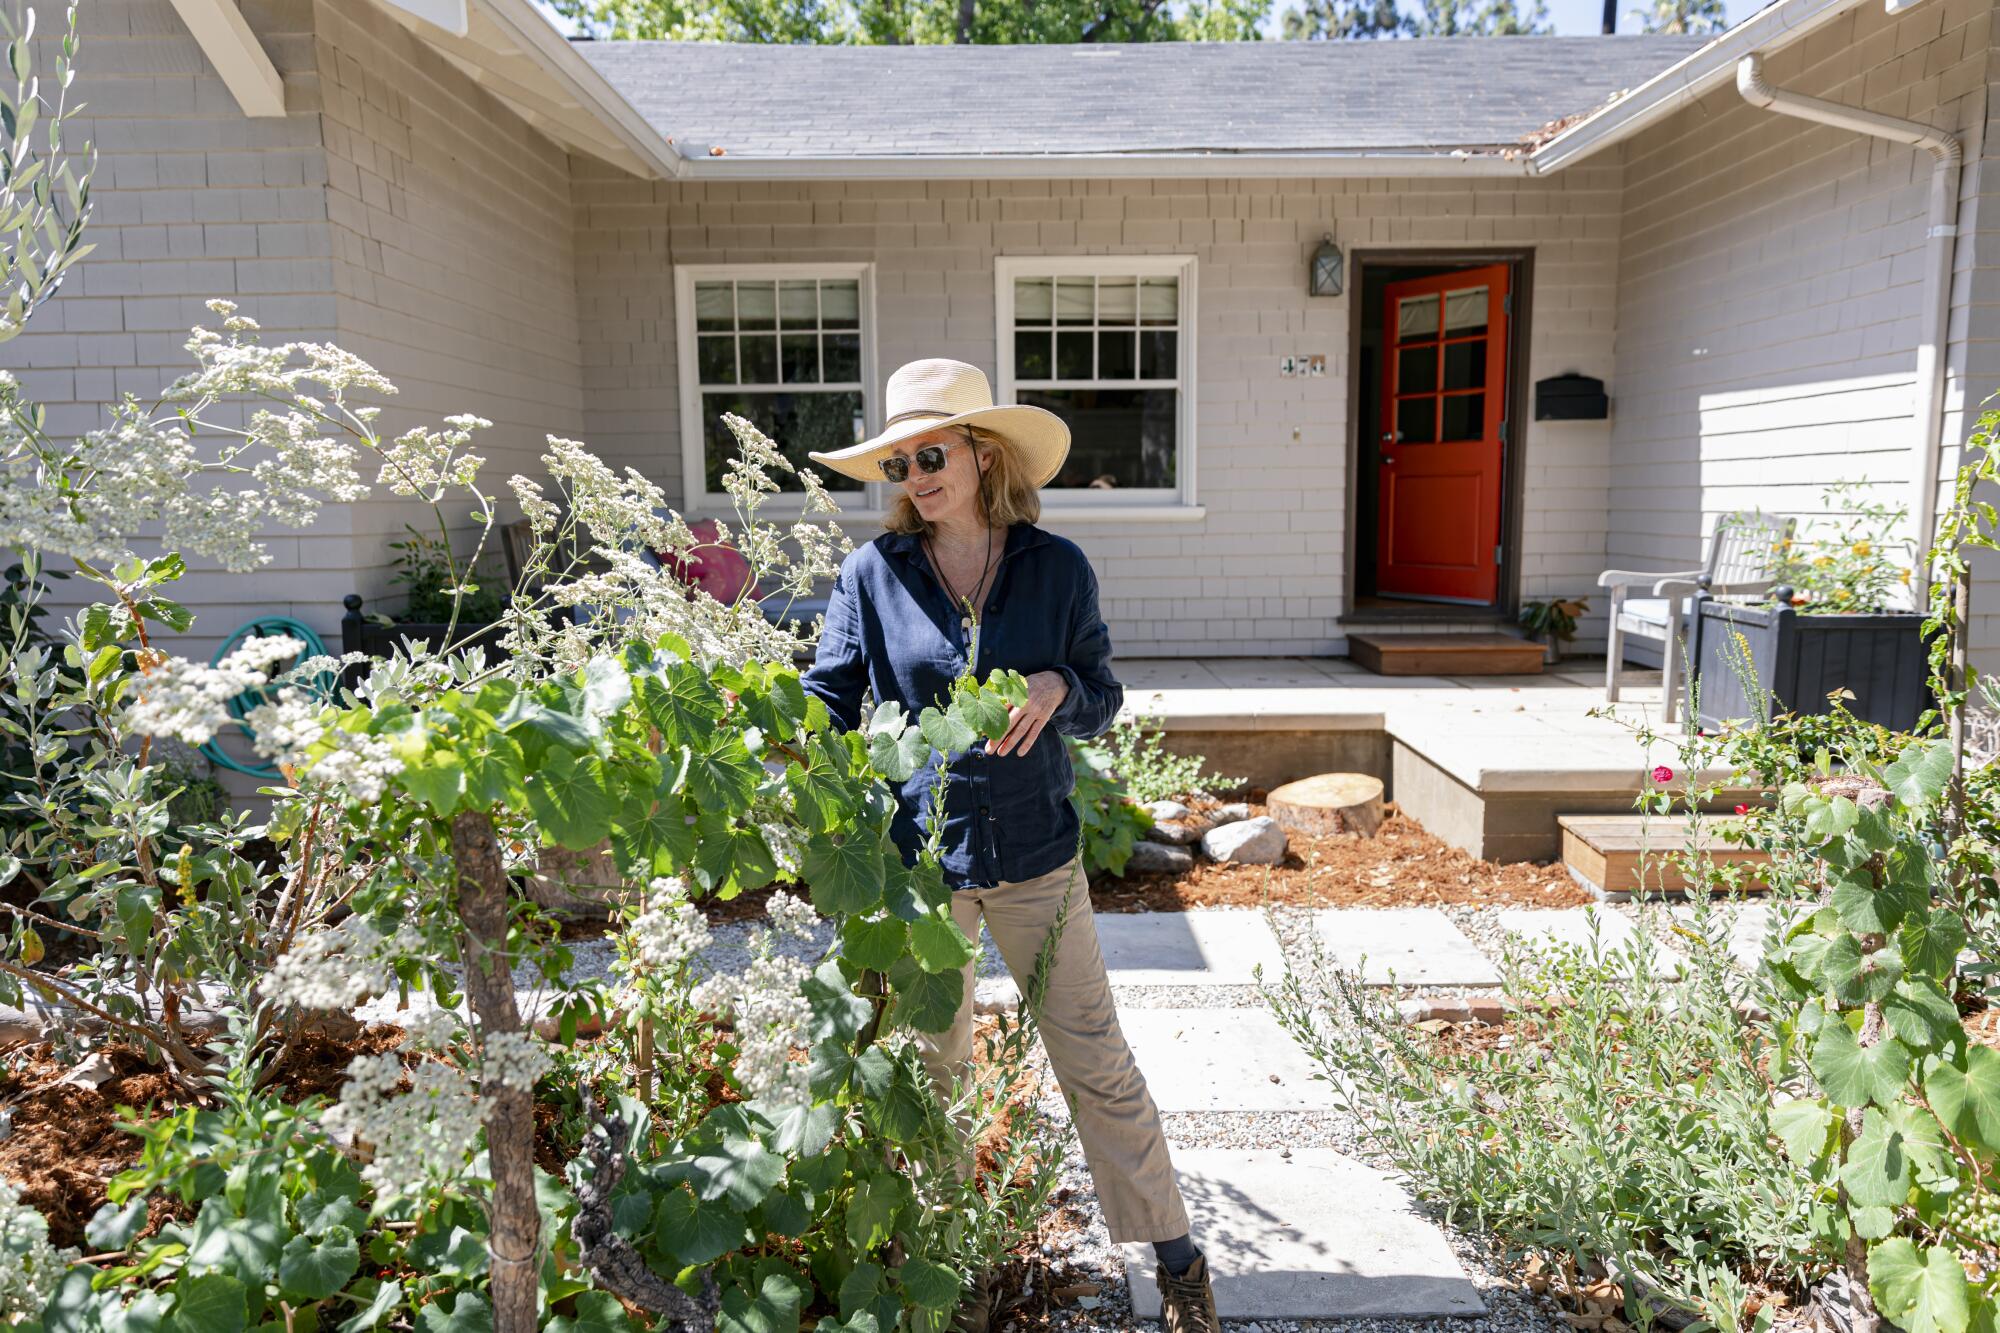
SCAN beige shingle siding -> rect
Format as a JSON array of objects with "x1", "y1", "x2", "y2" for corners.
[
  {"x1": 573, "y1": 167, "x2": 1623, "y2": 657},
  {"x1": 1608, "y1": 0, "x2": 1992, "y2": 651}
]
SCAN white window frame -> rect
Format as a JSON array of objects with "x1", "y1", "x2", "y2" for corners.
[
  {"x1": 673, "y1": 261, "x2": 882, "y2": 515},
  {"x1": 994, "y1": 254, "x2": 1201, "y2": 516}
]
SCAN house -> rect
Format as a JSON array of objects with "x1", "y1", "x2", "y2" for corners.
[{"x1": 10, "y1": 0, "x2": 1996, "y2": 668}]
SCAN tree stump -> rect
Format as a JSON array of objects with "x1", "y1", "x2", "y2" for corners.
[{"x1": 1267, "y1": 773, "x2": 1385, "y2": 838}]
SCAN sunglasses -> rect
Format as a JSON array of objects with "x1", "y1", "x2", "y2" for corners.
[{"x1": 879, "y1": 439, "x2": 968, "y2": 484}]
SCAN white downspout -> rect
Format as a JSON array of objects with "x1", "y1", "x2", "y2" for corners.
[{"x1": 1736, "y1": 52, "x2": 1961, "y2": 610}]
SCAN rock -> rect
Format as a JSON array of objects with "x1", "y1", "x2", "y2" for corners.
[
  {"x1": 1141, "y1": 799, "x2": 1191, "y2": 822},
  {"x1": 1201, "y1": 816, "x2": 1288, "y2": 865},
  {"x1": 1123, "y1": 841, "x2": 1195, "y2": 875},
  {"x1": 1208, "y1": 803, "x2": 1252, "y2": 825},
  {"x1": 1145, "y1": 816, "x2": 1210, "y2": 846},
  {"x1": 974, "y1": 976, "x2": 1020, "y2": 1015}
]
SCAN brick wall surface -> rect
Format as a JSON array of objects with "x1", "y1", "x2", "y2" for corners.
[{"x1": 571, "y1": 168, "x2": 1627, "y2": 657}]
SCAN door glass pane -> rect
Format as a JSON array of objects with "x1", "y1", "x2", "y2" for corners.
[
  {"x1": 703, "y1": 390, "x2": 865, "y2": 493},
  {"x1": 736, "y1": 281, "x2": 776, "y2": 331},
  {"x1": 1098, "y1": 277, "x2": 1137, "y2": 325},
  {"x1": 1015, "y1": 277, "x2": 1053, "y2": 324},
  {"x1": 1057, "y1": 330, "x2": 1093, "y2": 379},
  {"x1": 781, "y1": 333, "x2": 818, "y2": 384},
  {"x1": 1015, "y1": 330, "x2": 1052, "y2": 379},
  {"x1": 1395, "y1": 397, "x2": 1435, "y2": 445},
  {"x1": 1443, "y1": 340, "x2": 1485, "y2": 390},
  {"x1": 695, "y1": 282, "x2": 734, "y2": 333},
  {"x1": 820, "y1": 280, "x2": 860, "y2": 329},
  {"x1": 1444, "y1": 287, "x2": 1488, "y2": 336},
  {"x1": 1397, "y1": 345, "x2": 1437, "y2": 394},
  {"x1": 1098, "y1": 330, "x2": 1136, "y2": 379},
  {"x1": 1056, "y1": 277, "x2": 1094, "y2": 325},
  {"x1": 1441, "y1": 393, "x2": 1484, "y2": 441},
  {"x1": 779, "y1": 279, "x2": 817, "y2": 328},
  {"x1": 1017, "y1": 387, "x2": 1177, "y2": 488},
  {"x1": 1139, "y1": 330, "x2": 1177, "y2": 379},
  {"x1": 740, "y1": 335, "x2": 778, "y2": 384},
  {"x1": 1397, "y1": 293, "x2": 1439, "y2": 342},
  {"x1": 823, "y1": 332, "x2": 861, "y2": 382},
  {"x1": 1139, "y1": 277, "x2": 1179, "y2": 325},
  {"x1": 697, "y1": 335, "x2": 736, "y2": 385}
]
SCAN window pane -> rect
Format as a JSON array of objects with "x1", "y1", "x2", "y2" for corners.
[
  {"x1": 1015, "y1": 277, "x2": 1053, "y2": 324},
  {"x1": 698, "y1": 335, "x2": 736, "y2": 385},
  {"x1": 781, "y1": 333, "x2": 819, "y2": 384},
  {"x1": 1444, "y1": 287, "x2": 1488, "y2": 336},
  {"x1": 1057, "y1": 330, "x2": 1093, "y2": 380},
  {"x1": 820, "y1": 280, "x2": 860, "y2": 330},
  {"x1": 737, "y1": 281, "x2": 777, "y2": 331},
  {"x1": 1018, "y1": 387, "x2": 1176, "y2": 489},
  {"x1": 779, "y1": 279, "x2": 817, "y2": 328},
  {"x1": 1139, "y1": 277, "x2": 1178, "y2": 325},
  {"x1": 823, "y1": 332, "x2": 861, "y2": 383},
  {"x1": 702, "y1": 390, "x2": 865, "y2": 494},
  {"x1": 1098, "y1": 330, "x2": 1136, "y2": 380},
  {"x1": 1395, "y1": 397, "x2": 1435, "y2": 445},
  {"x1": 1443, "y1": 340, "x2": 1485, "y2": 391},
  {"x1": 1441, "y1": 393, "x2": 1484, "y2": 441},
  {"x1": 1139, "y1": 329, "x2": 1177, "y2": 380},
  {"x1": 1056, "y1": 277, "x2": 1094, "y2": 325},
  {"x1": 695, "y1": 282, "x2": 734, "y2": 333},
  {"x1": 1015, "y1": 329, "x2": 1052, "y2": 380},
  {"x1": 1397, "y1": 345, "x2": 1437, "y2": 394},
  {"x1": 1098, "y1": 277, "x2": 1137, "y2": 325},
  {"x1": 740, "y1": 334, "x2": 778, "y2": 384},
  {"x1": 1397, "y1": 293, "x2": 1439, "y2": 342}
]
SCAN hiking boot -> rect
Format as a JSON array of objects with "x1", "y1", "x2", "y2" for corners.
[
  {"x1": 1158, "y1": 1254, "x2": 1219, "y2": 1333},
  {"x1": 948, "y1": 1269, "x2": 991, "y2": 1333}
]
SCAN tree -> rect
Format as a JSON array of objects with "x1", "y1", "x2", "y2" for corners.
[
  {"x1": 556, "y1": 0, "x2": 1270, "y2": 42},
  {"x1": 1280, "y1": 0, "x2": 1406, "y2": 40},
  {"x1": 1627, "y1": 0, "x2": 1725, "y2": 33},
  {"x1": 1404, "y1": 0, "x2": 1550, "y2": 35}
]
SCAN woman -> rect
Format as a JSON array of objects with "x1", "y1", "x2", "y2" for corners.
[{"x1": 801, "y1": 358, "x2": 1217, "y2": 1333}]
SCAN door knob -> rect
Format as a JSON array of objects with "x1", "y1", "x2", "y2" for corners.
[{"x1": 1383, "y1": 455, "x2": 1398, "y2": 465}]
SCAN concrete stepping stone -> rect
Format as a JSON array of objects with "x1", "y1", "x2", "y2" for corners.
[
  {"x1": 1493, "y1": 907, "x2": 1681, "y2": 978},
  {"x1": 1311, "y1": 908, "x2": 1500, "y2": 986},
  {"x1": 1671, "y1": 903, "x2": 1774, "y2": 972},
  {"x1": 1095, "y1": 910, "x2": 1288, "y2": 987},
  {"x1": 1123, "y1": 1148, "x2": 1486, "y2": 1321},
  {"x1": 1116, "y1": 1009, "x2": 1341, "y2": 1112}
]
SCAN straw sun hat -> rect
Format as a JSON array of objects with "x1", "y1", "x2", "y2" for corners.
[{"x1": 806, "y1": 358, "x2": 1071, "y2": 488}]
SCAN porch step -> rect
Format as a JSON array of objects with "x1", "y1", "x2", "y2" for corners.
[
  {"x1": 1558, "y1": 814, "x2": 1771, "y2": 901},
  {"x1": 1347, "y1": 632, "x2": 1544, "y2": 677}
]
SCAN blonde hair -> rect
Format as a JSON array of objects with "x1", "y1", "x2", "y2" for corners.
[{"x1": 883, "y1": 424, "x2": 1041, "y2": 536}]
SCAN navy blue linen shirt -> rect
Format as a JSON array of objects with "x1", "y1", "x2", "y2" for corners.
[{"x1": 800, "y1": 522, "x2": 1123, "y2": 890}]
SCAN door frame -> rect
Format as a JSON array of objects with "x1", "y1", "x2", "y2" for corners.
[{"x1": 1342, "y1": 248, "x2": 1535, "y2": 621}]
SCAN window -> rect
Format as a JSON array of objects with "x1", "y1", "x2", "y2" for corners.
[
  {"x1": 674, "y1": 264, "x2": 878, "y2": 507},
  {"x1": 996, "y1": 256, "x2": 1196, "y2": 505}
]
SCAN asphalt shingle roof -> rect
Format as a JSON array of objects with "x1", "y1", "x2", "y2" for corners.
[{"x1": 576, "y1": 35, "x2": 1709, "y2": 160}]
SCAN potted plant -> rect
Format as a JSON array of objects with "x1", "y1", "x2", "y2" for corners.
[
  {"x1": 342, "y1": 525, "x2": 510, "y2": 660},
  {"x1": 1518, "y1": 596, "x2": 1589, "y2": 664},
  {"x1": 1690, "y1": 483, "x2": 1931, "y2": 732}
]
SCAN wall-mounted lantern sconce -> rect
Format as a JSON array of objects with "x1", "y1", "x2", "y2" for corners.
[{"x1": 1309, "y1": 234, "x2": 1343, "y2": 298}]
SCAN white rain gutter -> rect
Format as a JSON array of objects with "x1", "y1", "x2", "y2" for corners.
[
  {"x1": 1529, "y1": 0, "x2": 1870, "y2": 174},
  {"x1": 1736, "y1": 51, "x2": 1961, "y2": 611}
]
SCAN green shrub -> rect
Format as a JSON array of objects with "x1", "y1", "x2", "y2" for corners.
[{"x1": 1089, "y1": 710, "x2": 1242, "y2": 806}]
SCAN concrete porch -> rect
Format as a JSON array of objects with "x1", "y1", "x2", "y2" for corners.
[{"x1": 1112, "y1": 656, "x2": 1741, "y2": 862}]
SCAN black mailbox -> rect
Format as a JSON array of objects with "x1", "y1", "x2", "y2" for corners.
[{"x1": 1534, "y1": 373, "x2": 1609, "y2": 421}]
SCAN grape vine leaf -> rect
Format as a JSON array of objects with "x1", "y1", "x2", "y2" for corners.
[
  {"x1": 1769, "y1": 1097, "x2": 1835, "y2": 1166},
  {"x1": 803, "y1": 831, "x2": 889, "y2": 917},
  {"x1": 909, "y1": 907, "x2": 977, "y2": 974},
  {"x1": 898, "y1": 1256, "x2": 964, "y2": 1313},
  {"x1": 1840, "y1": 1107, "x2": 1915, "y2": 1209},
  {"x1": 654, "y1": 1185, "x2": 748, "y2": 1265},
  {"x1": 1926, "y1": 1046, "x2": 2000, "y2": 1150},
  {"x1": 279, "y1": 1224, "x2": 360, "y2": 1301},
  {"x1": 888, "y1": 955, "x2": 963, "y2": 1034},
  {"x1": 525, "y1": 748, "x2": 617, "y2": 850},
  {"x1": 1884, "y1": 741, "x2": 1953, "y2": 810},
  {"x1": 841, "y1": 915, "x2": 909, "y2": 973},
  {"x1": 1809, "y1": 1022, "x2": 1909, "y2": 1107},
  {"x1": 1868, "y1": 1238, "x2": 1971, "y2": 1333}
]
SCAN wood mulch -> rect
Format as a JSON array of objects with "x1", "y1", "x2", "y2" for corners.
[{"x1": 1089, "y1": 801, "x2": 1592, "y2": 914}]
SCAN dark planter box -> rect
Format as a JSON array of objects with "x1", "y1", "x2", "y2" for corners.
[
  {"x1": 1689, "y1": 599, "x2": 1931, "y2": 732},
  {"x1": 341, "y1": 593, "x2": 507, "y2": 660}
]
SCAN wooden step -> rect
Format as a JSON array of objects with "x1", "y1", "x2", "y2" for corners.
[
  {"x1": 1346, "y1": 632, "x2": 1545, "y2": 676},
  {"x1": 1559, "y1": 814, "x2": 1771, "y2": 901}
]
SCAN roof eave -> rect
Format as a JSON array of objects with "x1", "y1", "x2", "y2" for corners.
[
  {"x1": 672, "y1": 149, "x2": 1536, "y2": 180},
  {"x1": 1527, "y1": 0, "x2": 1871, "y2": 174}
]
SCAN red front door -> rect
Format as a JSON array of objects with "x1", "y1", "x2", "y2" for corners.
[{"x1": 1376, "y1": 265, "x2": 1510, "y2": 605}]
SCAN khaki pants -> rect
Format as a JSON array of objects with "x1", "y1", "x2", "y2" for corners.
[{"x1": 914, "y1": 856, "x2": 1190, "y2": 1244}]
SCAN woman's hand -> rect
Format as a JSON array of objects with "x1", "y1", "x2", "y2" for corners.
[{"x1": 991, "y1": 670, "x2": 1070, "y2": 757}]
